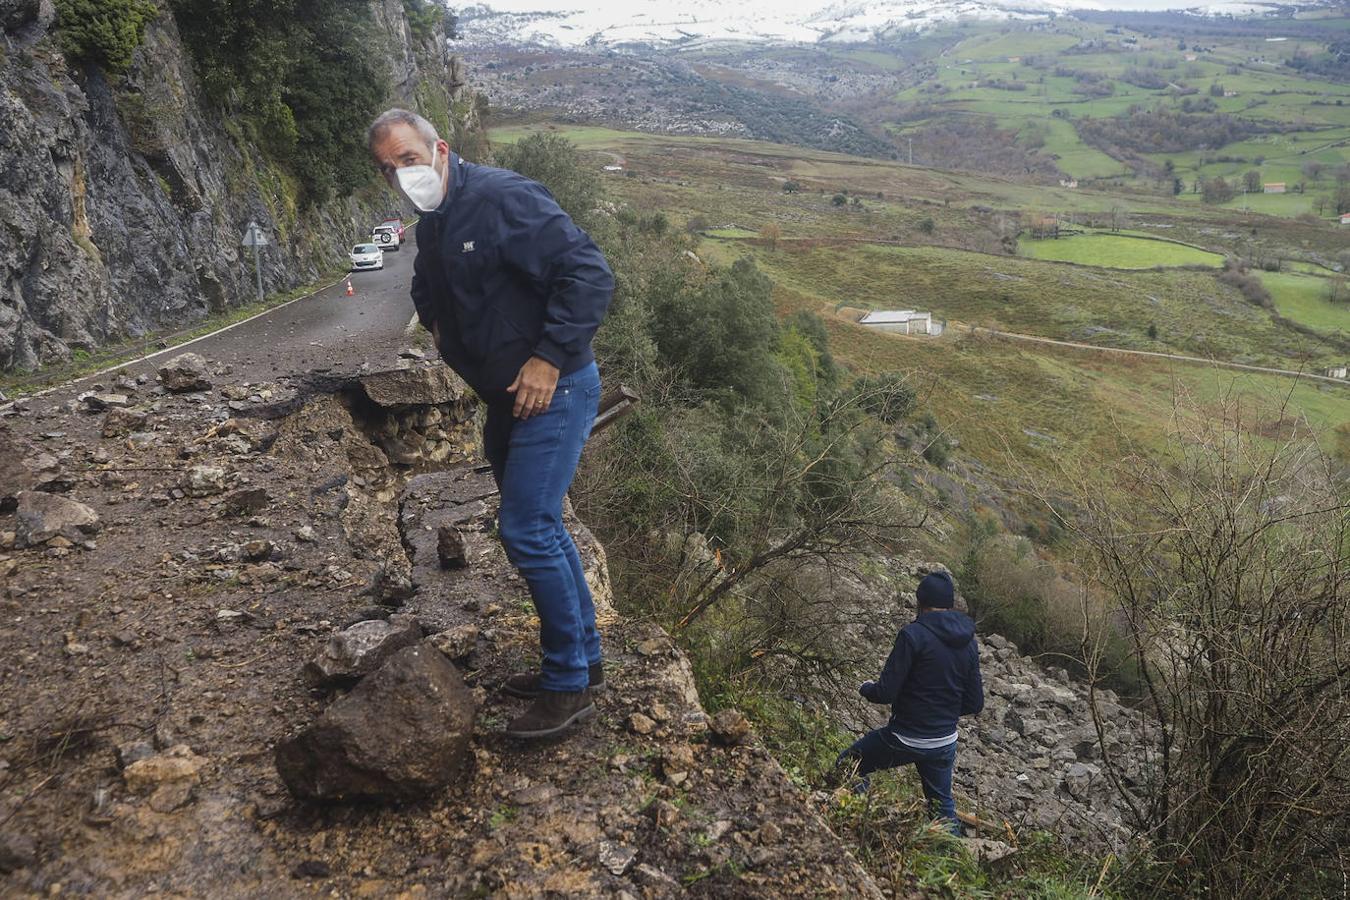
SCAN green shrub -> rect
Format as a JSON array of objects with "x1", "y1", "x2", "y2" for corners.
[
  {"x1": 957, "y1": 520, "x2": 1139, "y2": 694},
  {"x1": 649, "y1": 258, "x2": 783, "y2": 409},
  {"x1": 922, "y1": 437, "x2": 950, "y2": 468},
  {"x1": 493, "y1": 132, "x2": 602, "y2": 225},
  {"x1": 849, "y1": 372, "x2": 915, "y2": 424},
  {"x1": 785, "y1": 311, "x2": 838, "y2": 387},
  {"x1": 402, "y1": 0, "x2": 442, "y2": 41},
  {"x1": 54, "y1": 0, "x2": 159, "y2": 73},
  {"x1": 167, "y1": 0, "x2": 391, "y2": 205}
]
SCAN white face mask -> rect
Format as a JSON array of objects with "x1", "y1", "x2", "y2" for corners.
[{"x1": 395, "y1": 143, "x2": 445, "y2": 212}]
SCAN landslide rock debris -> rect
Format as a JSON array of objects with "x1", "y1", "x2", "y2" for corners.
[
  {"x1": 158, "y1": 353, "x2": 213, "y2": 393},
  {"x1": 2, "y1": 362, "x2": 884, "y2": 896},
  {"x1": 427, "y1": 623, "x2": 479, "y2": 663},
  {"x1": 183, "y1": 464, "x2": 228, "y2": 497},
  {"x1": 101, "y1": 406, "x2": 149, "y2": 438},
  {"x1": 13, "y1": 491, "x2": 100, "y2": 548},
  {"x1": 123, "y1": 745, "x2": 206, "y2": 813},
  {"x1": 302, "y1": 614, "x2": 424, "y2": 688},
  {"x1": 710, "y1": 708, "x2": 753, "y2": 746},
  {"x1": 0, "y1": 831, "x2": 37, "y2": 874},
  {"x1": 358, "y1": 366, "x2": 466, "y2": 408},
  {"x1": 275, "y1": 645, "x2": 477, "y2": 802},
  {"x1": 0, "y1": 429, "x2": 68, "y2": 508},
  {"x1": 78, "y1": 391, "x2": 129, "y2": 412},
  {"x1": 436, "y1": 524, "x2": 468, "y2": 569}
]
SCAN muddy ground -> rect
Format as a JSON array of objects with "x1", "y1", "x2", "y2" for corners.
[{"x1": 0, "y1": 358, "x2": 888, "y2": 898}]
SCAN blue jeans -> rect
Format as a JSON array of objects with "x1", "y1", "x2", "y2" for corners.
[
  {"x1": 483, "y1": 362, "x2": 603, "y2": 692},
  {"x1": 837, "y1": 728, "x2": 960, "y2": 833}
]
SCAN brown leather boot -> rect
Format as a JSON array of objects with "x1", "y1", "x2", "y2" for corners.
[
  {"x1": 504, "y1": 689, "x2": 596, "y2": 739},
  {"x1": 500, "y1": 663, "x2": 605, "y2": 699}
]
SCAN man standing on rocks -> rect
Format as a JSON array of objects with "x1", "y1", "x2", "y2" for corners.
[
  {"x1": 367, "y1": 109, "x2": 612, "y2": 740},
  {"x1": 838, "y1": 571, "x2": 983, "y2": 834}
]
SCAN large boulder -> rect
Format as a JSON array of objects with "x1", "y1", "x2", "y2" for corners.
[
  {"x1": 13, "y1": 491, "x2": 100, "y2": 547},
  {"x1": 275, "y1": 645, "x2": 476, "y2": 802},
  {"x1": 158, "y1": 353, "x2": 213, "y2": 393},
  {"x1": 0, "y1": 453, "x2": 34, "y2": 512},
  {"x1": 182, "y1": 464, "x2": 228, "y2": 497},
  {"x1": 303, "y1": 614, "x2": 424, "y2": 688},
  {"x1": 102, "y1": 406, "x2": 149, "y2": 438},
  {"x1": 0, "y1": 428, "x2": 60, "y2": 510},
  {"x1": 358, "y1": 366, "x2": 465, "y2": 408}
]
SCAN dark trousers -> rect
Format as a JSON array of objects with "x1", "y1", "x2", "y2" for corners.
[
  {"x1": 482, "y1": 362, "x2": 603, "y2": 692},
  {"x1": 837, "y1": 728, "x2": 960, "y2": 834}
]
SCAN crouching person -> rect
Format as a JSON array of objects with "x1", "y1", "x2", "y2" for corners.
[{"x1": 837, "y1": 570, "x2": 983, "y2": 835}]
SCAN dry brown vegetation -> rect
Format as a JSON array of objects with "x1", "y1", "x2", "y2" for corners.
[{"x1": 1066, "y1": 395, "x2": 1350, "y2": 897}]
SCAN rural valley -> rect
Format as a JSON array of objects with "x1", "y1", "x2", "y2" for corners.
[{"x1": 2, "y1": 0, "x2": 1348, "y2": 897}]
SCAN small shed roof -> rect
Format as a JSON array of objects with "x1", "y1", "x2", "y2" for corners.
[{"x1": 859, "y1": 310, "x2": 927, "y2": 324}]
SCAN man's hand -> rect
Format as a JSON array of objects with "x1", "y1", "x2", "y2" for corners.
[{"x1": 507, "y1": 357, "x2": 560, "y2": 419}]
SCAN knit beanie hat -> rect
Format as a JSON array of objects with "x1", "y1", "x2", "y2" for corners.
[{"x1": 916, "y1": 571, "x2": 955, "y2": 609}]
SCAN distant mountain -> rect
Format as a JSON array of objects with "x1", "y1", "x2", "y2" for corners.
[{"x1": 455, "y1": 0, "x2": 1283, "y2": 49}]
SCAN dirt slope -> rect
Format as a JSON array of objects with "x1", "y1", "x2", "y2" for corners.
[{"x1": 0, "y1": 359, "x2": 883, "y2": 898}]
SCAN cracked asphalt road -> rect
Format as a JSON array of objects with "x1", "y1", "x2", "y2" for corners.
[
  {"x1": 154, "y1": 231, "x2": 424, "y2": 383},
  {"x1": 9, "y1": 230, "x2": 426, "y2": 412}
]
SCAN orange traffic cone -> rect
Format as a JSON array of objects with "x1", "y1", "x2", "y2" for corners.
[{"x1": 345, "y1": 278, "x2": 354, "y2": 296}]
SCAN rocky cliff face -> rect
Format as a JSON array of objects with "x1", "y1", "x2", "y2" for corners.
[{"x1": 0, "y1": 0, "x2": 465, "y2": 372}]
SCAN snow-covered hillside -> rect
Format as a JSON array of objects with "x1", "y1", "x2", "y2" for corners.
[{"x1": 455, "y1": 0, "x2": 1275, "y2": 49}]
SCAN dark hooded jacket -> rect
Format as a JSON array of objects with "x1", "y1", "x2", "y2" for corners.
[
  {"x1": 861, "y1": 609, "x2": 984, "y2": 742},
  {"x1": 410, "y1": 153, "x2": 613, "y2": 406}
]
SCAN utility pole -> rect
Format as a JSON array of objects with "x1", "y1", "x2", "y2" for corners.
[{"x1": 908, "y1": 137, "x2": 913, "y2": 166}]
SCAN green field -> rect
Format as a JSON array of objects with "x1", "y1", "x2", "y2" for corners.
[
  {"x1": 1020, "y1": 233, "x2": 1224, "y2": 268},
  {"x1": 489, "y1": 121, "x2": 1350, "y2": 469},
  {"x1": 1037, "y1": 118, "x2": 1129, "y2": 180},
  {"x1": 489, "y1": 123, "x2": 648, "y2": 149},
  {"x1": 760, "y1": 240, "x2": 1336, "y2": 366},
  {"x1": 773, "y1": 279, "x2": 1350, "y2": 474},
  {"x1": 1261, "y1": 270, "x2": 1350, "y2": 333},
  {"x1": 877, "y1": 17, "x2": 1350, "y2": 215}
]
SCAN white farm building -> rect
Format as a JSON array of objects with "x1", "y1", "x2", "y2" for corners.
[{"x1": 857, "y1": 310, "x2": 941, "y2": 335}]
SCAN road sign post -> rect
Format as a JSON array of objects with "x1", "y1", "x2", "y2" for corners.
[{"x1": 240, "y1": 221, "x2": 270, "y2": 304}]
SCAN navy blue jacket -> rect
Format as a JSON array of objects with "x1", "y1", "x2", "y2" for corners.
[
  {"x1": 861, "y1": 610, "x2": 984, "y2": 742},
  {"x1": 410, "y1": 154, "x2": 614, "y2": 405}
]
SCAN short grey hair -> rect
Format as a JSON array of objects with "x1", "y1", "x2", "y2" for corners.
[{"x1": 366, "y1": 108, "x2": 439, "y2": 154}]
